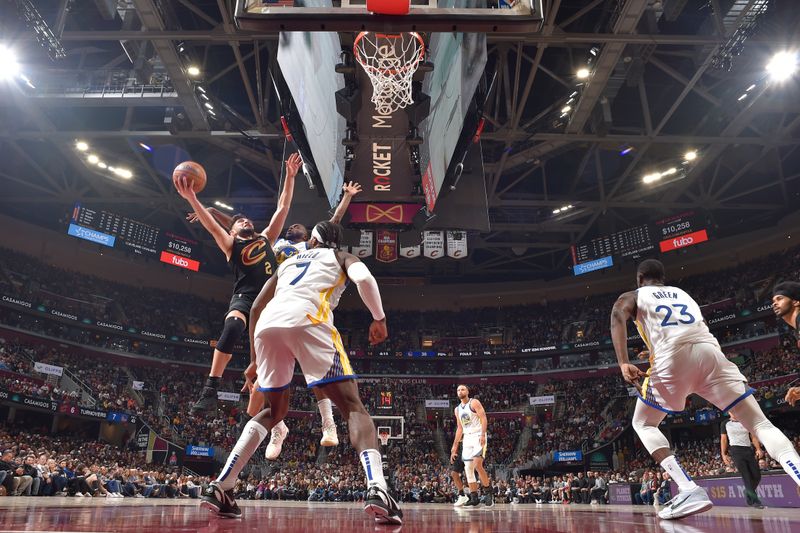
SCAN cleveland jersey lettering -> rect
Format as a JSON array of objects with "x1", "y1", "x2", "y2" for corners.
[
  {"x1": 635, "y1": 285, "x2": 718, "y2": 361},
  {"x1": 259, "y1": 248, "x2": 347, "y2": 329},
  {"x1": 230, "y1": 236, "x2": 278, "y2": 297}
]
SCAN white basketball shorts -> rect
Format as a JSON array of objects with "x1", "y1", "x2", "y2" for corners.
[{"x1": 462, "y1": 433, "x2": 487, "y2": 462}]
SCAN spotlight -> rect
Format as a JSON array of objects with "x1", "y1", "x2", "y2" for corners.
[
  {"x1": 642, "y1": 173, "x2": 660, "y2": 184},
  {"x1": 684, "y1": 150, "x2": 697, "y2": 161},
  {"x1": 87, "y1": 154, "x2": 99, "y2": 164},
  {"x1": 620, "y1": 146, "x2": 634, "y2": 156},
  {"x1": 204, "y1": 102, "x2": 213, "y2": 110},
  {"x1": 97, "y1": 162, "x2": 107, "y2": 169},
  {"x1": 576, "y1": 68, "x2": 590, "y2": 79},
  {"x1": 138, "y1": 142, "x2": 152, "y2": 152},
  {"x1": 561, "y1": 105, "x2": 572, "y2": 114},
  {"x1": 766, "y1": 51, "x2": 798, "y2": 82},
  {"x1": 114, "y1": 168, "x2": 133, "y2": 179},
  {"x1": 187, "y1": 65, "x2": 201, "y2": 77},
  {"x1": 75, "y1": 141, "x2": 89, "y2": 151},
  {"x1": 0, "y1": 46, "x2": 19, "y2": 80}
]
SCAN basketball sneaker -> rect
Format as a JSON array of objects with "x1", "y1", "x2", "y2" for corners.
[
  {"x1": 454, "y1": 493, "x2": 469, "y2": 507},
  {"x1": 483, "y1": 491, "x2": 494, "y2": 508},
  {"x1": 364, "y1": 485, "x2": 403, "y2": 525},
  {"x1": 657, "y1": 486, "x2": 712, "y2": 520},
  {"x1": 464, "y1": 493, "x2": 480, "y2": 508},
  {"x1": 265, "y1": 423, "x2": 289, "y2": 460},
  {"x1": 320, "y1": 423, "x2": 339, "y2": 447},
  {"x1": 190, "y1": 386, "x2": 218, "y2": 414},
  {"x1": 200, "y1": 482, "x2": 242, "y2": 519}
]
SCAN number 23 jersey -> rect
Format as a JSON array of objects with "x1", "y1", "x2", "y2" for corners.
[
  {"x1": 635, "y1": 285, "x2": 719, "y2": 361},
  {"x1": 259, "y1": 247, "x2": 347, "y2": 329}
]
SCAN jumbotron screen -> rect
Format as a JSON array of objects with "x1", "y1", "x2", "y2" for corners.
[{"x1": 68, "y1": 203, "x2": 202, "y2": 272}]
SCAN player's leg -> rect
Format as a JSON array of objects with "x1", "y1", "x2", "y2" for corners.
[
  {"x1": 317, "y1": 379, "x2": 402, "y2": 524},
  {"x1": 192, "y1": 309, "x2": 247, "y2": 414},
  {"x1": 312, "y1": 387, "x2": 339, "y2": 446},
  {"x1": 473, "y1": 455, "x2": 494, "y2": 507},
  {"x1": 631, "y1": 399, "x2": 712, "y2": 519},
  {"x1": 450, "y1": 458, "x2": 469, "y2": 506},
  {"x1": 726, "y1": 395, "x2": 800, "y2": 487}
]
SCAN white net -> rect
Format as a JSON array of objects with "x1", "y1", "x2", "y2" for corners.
[{"x1": 354, "y1": 32, "x2": 425, "y2": 115}]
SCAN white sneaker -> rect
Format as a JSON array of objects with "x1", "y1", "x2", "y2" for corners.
[
  {"x1": 658, "y1": 487, "x2": 713, "y2": 520},
  {"x1": 84, "y1": 493, "x2": 93, "y2": 497},
  {"x1": 266, "y1": 422, "x2": 289, "y2": 460},
  {"x1": 454, "y1": 494, "x2": 469, "y2": 507},
  {"x1": 74, "y1": 493, "x2": 84, "y2": 497},
  {"x1": 320, "y1": 423, "x2": 339, "y2": 447}
]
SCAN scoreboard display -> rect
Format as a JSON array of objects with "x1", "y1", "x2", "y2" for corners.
[
  {"x1": 572, "y1": 212, "x2": 710, "y2": 273},
  {"x1": 68, "y1": 203, "x2": 202, "y2": 271}
]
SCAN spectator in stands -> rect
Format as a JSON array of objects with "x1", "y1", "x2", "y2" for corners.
[
  {"x1": 655, "y1": 472, "x2": 672, "y2": 505},
  {"x1": 590, "y1": 472, "x2": 608, "y2": 504}
]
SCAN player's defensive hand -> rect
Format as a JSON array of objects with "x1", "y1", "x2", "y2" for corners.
[
  {"x1": 785, "y1": 386, "x2": 800, "y2": 407},
  {"x1": 450, "y1": 450, "x2": 458, "y2": 463},
  {"x1": 285, "y1": 152, "x2": 302, "y2": 180},
  {"x1": 756, "y1": 449, "x2": 765, "y2": 460},
  {"x1": 723, "y1": 454, "x2": 732, "y2": 466},
  {"x1": 242, "y1": 362, "x2": 257, "y2": 394},
  {"x1": 175, "y1": 175, "x2": 197, "y2": 202},
  {"x1": 343, "y1": 181, "x2": 362, "y2": 196},
  {"x1": 369, "y1": 318, "x2": 388, "y2": 345},
  {"x1": 620, "y1": 363, "x2": 645, "y2": 395}
]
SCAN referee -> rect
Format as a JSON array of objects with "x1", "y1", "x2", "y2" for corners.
[{"x1": 721, "y1": 413, "x2": 765, "y2": 508}]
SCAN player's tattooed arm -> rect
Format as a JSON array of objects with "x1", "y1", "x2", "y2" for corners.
[{"x1": 610, "y1": 291, "x2": 644, "y2": 393}]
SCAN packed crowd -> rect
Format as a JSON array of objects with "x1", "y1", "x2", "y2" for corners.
[{"x1": 2, "y1": 243, "x2": 797, "y2": 361}]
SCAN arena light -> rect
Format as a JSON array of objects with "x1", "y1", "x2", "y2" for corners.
[
  {"x1": 204, "y1": 102, "x2": 214, "y2": 110},
  {"x1": 684, "y1": 150, "x2": 697, "y2": 161},
  {"x1": 552, "y1": 204, "x2": 574, "y2": 215},
  {"x1": 642, "y1": 173, "x2": 660, "y2": 184},
  {"x1": 113, "y1": 168, "x2": 133, "y2": 179},
  {"x1": 97, "y1": 162, "x2": 107, "y2": 169},
  {"x1": 87, "y1": 154, "x2": 99, "y2": 164},
  {"x1": 0, "y1": 45, "x2": 20, "y2": 80},
  {"x1": 561, "y1": 105, "x2": 572, "y2": 114},
  {"x1": 214, "y1": 200, "x2": 234, "y2": 211},
  {"x1": 766, "y1": 51, "x2": 798, "y2": 82},
  {"x1": 75, "y1": 141, "x2": 89, "y2": 151},
  {"x1": 576, "y1": 68, "x2": 590, "y2": 79},
  {"x1": 138, "y1": 142, "x2": 152, "y2": 152},
  {"x1": 197, "y1": 86, "x2": 206, "y2": 93},
  {"x1": 187, "y1": 65, "x2": 201, "y2": 77}
]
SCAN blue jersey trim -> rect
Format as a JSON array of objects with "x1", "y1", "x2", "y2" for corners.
[
  {"x1": 307, "y1": 375, "x2": 358, "y2": 388},
  {"x1": 636, "y1": 395, "x2": 684, "y2": 415},
  {"x1": 721, "y1": 387, "x2": 756, "y2": 413},
  {"x1": 256, "y1": 383, "x2": 292, "y2": 393}
]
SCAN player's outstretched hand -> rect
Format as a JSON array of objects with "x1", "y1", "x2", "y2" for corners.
[
  {"x1": 369, "y1": 318, "x2": 388, "y2": 345},
  {"x1": 785, "y1": 386, "x2": 800, "y2": 407},
  {"x1": 620, "y1": 363, "x2": 646, "y2": 395},
  {"x1": 450, "y1": 450, "x2": 458, "y2": 463},
  {"x1": 343, "y1": 181, "x2": 362, "y2": 196},
  {"x1": 242, "y1": 362, "x2": 257, "y2": 394},
  {"x1": 175, "y1": 175, "x2": 197, "y2": 202},
  {"x1": 285, "y1": 152, "x2": 302, "y2": 180}
]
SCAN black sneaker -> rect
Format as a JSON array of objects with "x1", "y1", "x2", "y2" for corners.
[
  {"x1": 364, "y1": 485, "x2": 403, "y2": 525},
  {"x1": 191, "y1": 386, "x2": 218, "y2": 414},
  {"x1": 464, "y1": 494, "x2": 481, "y2": 508},
  {"x1": 200, "y1": 482, "x2": 241, "y2": 519},
  {"x1": 483, "y1": 491, "x2": 494, "y2": 508}
]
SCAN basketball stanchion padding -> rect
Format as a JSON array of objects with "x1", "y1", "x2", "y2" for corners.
[{"x1": 367, "y1": 0, "x2": 410, "y2": 15}]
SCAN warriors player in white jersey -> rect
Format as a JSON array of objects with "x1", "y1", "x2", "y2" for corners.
[
  {"x1": 450, "y1": 385, "x2": 494, "y2": 508},
  {"x1": 189, "y1": 181, "x2": 361, "y2": 458},
  {"x1": 611, "y1": 259, "x2": 800, "y2": 520},
  {"x1": 201, "y1": 221, "x2": 402, "y2": 524}
]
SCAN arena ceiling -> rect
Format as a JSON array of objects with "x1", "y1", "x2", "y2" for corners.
[{"x1": 0, "y1": 0, "x2": 799, "y2": 281}]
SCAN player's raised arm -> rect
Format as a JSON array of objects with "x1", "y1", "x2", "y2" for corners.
[
  {"x1": 472, "y1": 399, "x2": 488, "y2": 446},
  {"x1": 451, "y1": 407, "x2": 464, "y2": 462},
  {"x1": 262, "y1": 153, "x2": 302, "y2": 245},
  {"x1": 329, "y1": 181, "x2": 362, "y2": 224},
  {"x1": 187, "y1": 207, "x2": 233, "y2": 230},
  {"x1": 174, "y1": 175, "x2": 234, "y2": 259},
  {"x1": 610, "y1": 291, "x2": 644, "y2": 392},
  {"x1": 335, "y1": 250, "x2": 386, "y2": 344}
]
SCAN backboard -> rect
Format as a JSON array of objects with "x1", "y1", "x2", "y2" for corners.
[{"x1": 235, "y1": 0, "x2": 544, "y2": 33}]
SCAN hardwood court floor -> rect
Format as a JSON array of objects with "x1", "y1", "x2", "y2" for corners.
[{"x1": 0, "y1": 498, "x2": 797, "y2": 532}]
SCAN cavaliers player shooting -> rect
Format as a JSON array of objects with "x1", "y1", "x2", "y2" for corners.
[
  {"x1": 772, "y1": 281, "x2": 800, "y2": 406},
  {"x1": 173, "y1": 153, "x2": 301, "y2": 416}
]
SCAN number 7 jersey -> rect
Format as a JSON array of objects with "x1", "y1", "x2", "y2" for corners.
[
  {"x1": 259, "y1": 247, "x2": 348, "y2": 329},
  {"x1": 634, "y1": 285, "x2": 719, "y2": 361}
]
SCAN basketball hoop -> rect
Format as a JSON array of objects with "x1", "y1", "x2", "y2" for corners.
[
  {"x1": 354, "y1": 31, "x2": 425, "y2": 115},
  {"x1": 378, "y1": 429, "x2": 391, "y2": 447}
]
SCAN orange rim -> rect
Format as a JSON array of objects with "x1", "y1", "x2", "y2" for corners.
[{"x1": 354, "y1": 31, "x2": 425, "y2": 75}]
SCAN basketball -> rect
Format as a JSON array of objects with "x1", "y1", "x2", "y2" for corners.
[{"x1": 172, "y1": 161, "x2": 207, "y2": 193}]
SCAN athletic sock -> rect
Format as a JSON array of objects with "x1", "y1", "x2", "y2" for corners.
[
  {"x1": 660, "y1": 455, "x2": 697, "y2": 492},
  {"x1": 216, "y1": 419, "x2": 268, "y2": 491},
  {"x1": 205, "y1": 376, "x2": 221, "y2": 389},
  {"x1": 458, "y1": 489, "x2": 464, "y2": 496},
  {"x1": 360, "y1": 449, "x2": 388, "y2": 491},
  {"x1": 318, "y1": 398, "x2": 334, "y2": 428}
]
